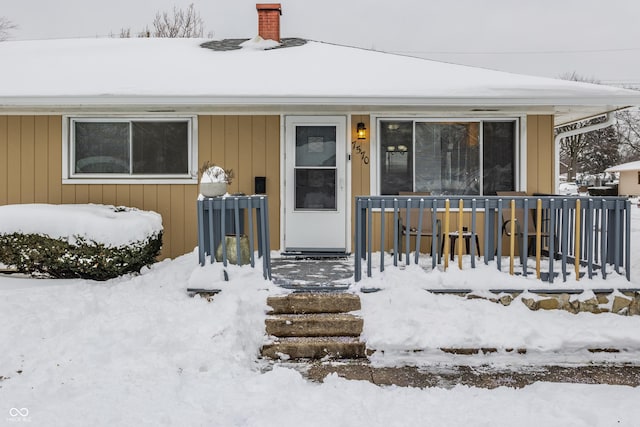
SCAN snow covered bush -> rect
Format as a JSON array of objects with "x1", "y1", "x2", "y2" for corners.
[{"x1": 0, "y1": 204, "x2": 163, "y2": 280}]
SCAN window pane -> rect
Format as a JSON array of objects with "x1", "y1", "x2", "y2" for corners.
[
  {"x1": 74, "y1": 122, "x2": 130, "y2": 173},
  {"x1": 483, "y1": 121, "x2": 515, "y2": 195},
  {"x1": 380, "y1": 121, "x2": 413, "y2": 195},
  {"x1": 131, "y1": 121, "x2": 189, "y2": 174},
  {"x1": 295, "y1": 169, "x2": 336, "y2": 210},
  {"x1": 416, "y1": 122, "x2": 480, "y2": 195},
  {"x1": 295, "y1": 126, "x2": 336, "y2": 167}
]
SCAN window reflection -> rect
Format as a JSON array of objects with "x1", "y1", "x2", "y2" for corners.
[
  {"x1": 295, "y1": 126, "x2": 336, "y2": 167},
  {"x1": 483, "y1": 121, "x2": 515, "y2": 195},
  {"x1": 380, "y1": 121, "x2": 413, "y2": 195},
  {"x1": 295, "y1": 169, "x2": 336, "y2": 210},
  {"x1": 74, "y1": 122, "x2": 130, "y2": 173},
  {"x1": 74, "y1": 120, "x2": 190, "y2": 176},
  {"x1": 379, "y1": 119, "x2": 516, "y2": 195},
  {"x1": 415, "y1": 122, "x2": 479, "y2": 195},
  {"x1": 294, "y1": 125, "x2": 338, "y2": 210}
]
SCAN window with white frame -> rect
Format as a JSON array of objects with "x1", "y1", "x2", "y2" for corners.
[
  {"x1": 378, "y1": 119, "x2": 518, "y2": 195},
  {"x1": 68, "y1": 117, "x2": 195, "y2": 179}
]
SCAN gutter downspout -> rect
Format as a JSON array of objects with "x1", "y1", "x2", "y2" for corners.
[{"x1": 554, "y1": 112, "x2": 616, "y2": 192}]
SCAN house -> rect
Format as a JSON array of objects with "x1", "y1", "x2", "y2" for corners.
[
  {"x1": 606, "y1": 161, "x2": 640, "y2": 196},
  {"x1": 1, "y1": 4, "x2": 640, "y2": 260}
]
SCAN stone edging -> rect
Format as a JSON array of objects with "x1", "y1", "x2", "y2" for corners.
[{"x1": 467, "y1": 291, "x2": 640, "y2": 316}]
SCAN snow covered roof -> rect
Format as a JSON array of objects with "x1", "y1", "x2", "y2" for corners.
[
  {"x1": 606, "y1": 160, "x2": 640, "y2": 172},
  {"x1": 1, "y1": 37, "x2": 639, "y2": 124}
]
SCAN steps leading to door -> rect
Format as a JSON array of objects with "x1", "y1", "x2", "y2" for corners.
[
  {"x1": 267, "y1": 293, "x2": 361, "y2": 314},
  {"x1": 266, "y1": 313, "x2": 363, "y2": 337},
  {"x1": 261, "y1": 337, "x2": 366, "y2": 360},
  {"x1": 261, "y1": 293, "x2": 366, "y2": 360}
]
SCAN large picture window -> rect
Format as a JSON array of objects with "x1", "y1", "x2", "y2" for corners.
[
  {"x1": 379, "y1": 119, "x2": 517, "y2": 195},
  {"x1": 68, "y1": 117, "x2": 194, "y2": 180}
]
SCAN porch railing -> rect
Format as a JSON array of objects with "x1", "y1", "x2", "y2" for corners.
[
  {"x1": 197, "y1": 195, "x2": 272, "y2": 280},
  {"x1": 354, "y1": 195, "x2": 631, "y2": 283}
]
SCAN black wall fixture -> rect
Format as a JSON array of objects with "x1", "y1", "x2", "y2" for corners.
[{"x1": 255, "y1": 176, "x2": 266, "y2": 194}]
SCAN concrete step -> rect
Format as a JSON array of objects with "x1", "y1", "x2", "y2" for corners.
[
  {"x1": 267, "y1": 293, "x2": 361, "y2": 314},
  {"x1": 266, "y1": 313, "x2": 363, "y2": 337},
  {"x1": 261, "y1": 337, "x2": 367, "y2": 360}
]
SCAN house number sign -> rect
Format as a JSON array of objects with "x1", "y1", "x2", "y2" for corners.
[{"x1": 351, "y1": 141, "x2": 369, "y2": 165}]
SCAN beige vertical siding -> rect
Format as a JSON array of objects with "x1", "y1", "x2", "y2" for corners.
[
  {"x1": 350, "y1": 114, "x2": 371, "y2": 249},
  {"x1": 618, "y1": 171, "x2": 640, "y2": 196},
  {"x1": 0, "y1": 117, "x2": 7, "y2": 205},
  {"x1": 6, "y1": 117, "x2": 21, "y2": 204},
  {"x1": 0, "y1": 115, "x2": 280, "y2": 260},
  {"x1": 526, "y1": 115, "x2": 555, "y2": 195},
  {"x1": 1, "y1": 116, "x2": 62, "y2": 205},
  {"x1": 198, "y1": 115, "x2": 281, "y2": 252},
  {"x1": 0, "y1": 113, "x2": 552, "y2": 259}
]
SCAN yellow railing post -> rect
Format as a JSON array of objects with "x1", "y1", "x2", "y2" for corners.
[
  {"x1": 444, "y1": 199, "x2": 450, "y2": 270},
  {"x1": 509, "y1": 199, "x2": 515, "y2": 275},
  {"x1": 442, "y1": 199, "x2": 451, "y2": 271},
  {"x1": 536, "y1": 199, "x2": 542, "y2": 279},
  {"x1": 575, "y1": 199, "x2": 581, "y2": 281},
  {"x1": 458, "y1": 199, "x2": 464, "y2": 270}
]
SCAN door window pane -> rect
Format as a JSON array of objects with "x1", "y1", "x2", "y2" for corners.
[
  {"x1": 483, "y1": 121, "x2": 515, "y2": 195},
  {"x1": 74, "y1": 122, "x2": 130, "y2": 173},
  {"x1": 295, "y1": 126, "x2": 336, "y2": 167},
  {"x1": 295, "y1": 169, "x2": 336, "y2": 210}
]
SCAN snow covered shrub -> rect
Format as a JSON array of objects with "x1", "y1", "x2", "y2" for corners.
[{"x1": 0, "y1": 204, "x2": 163, "y2": 280}]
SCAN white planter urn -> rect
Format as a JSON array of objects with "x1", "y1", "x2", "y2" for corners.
[{"x1": 199, "y1": 182, "x2": 227, "y2": 197}]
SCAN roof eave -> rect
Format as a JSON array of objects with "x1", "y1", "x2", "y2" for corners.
[{"x1": 1, "y1": 95, "x2": 638, "y2": 117}]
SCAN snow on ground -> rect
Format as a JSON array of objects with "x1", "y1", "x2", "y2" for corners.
[
  {"x1": 355, "y1": 204, "x2": 640, "y2": 366},
  {"x1": 360, "y1": 283, "x2": 640, "y2": 364},
  {"x1": 1, "y1": 205, "x2": 640, "y2": 425}
]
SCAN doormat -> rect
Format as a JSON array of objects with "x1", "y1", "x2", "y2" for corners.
[{"x1": 280, "y1": 251, "x2": 350, "y2": 260}]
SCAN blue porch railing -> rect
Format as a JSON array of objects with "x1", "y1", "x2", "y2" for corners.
[
  {"x1": 354, "y1": 195, "x2": 631, "y2": 283},
  {"x1": 197, "y1": 195, "x2": 271, "y2": 280}
]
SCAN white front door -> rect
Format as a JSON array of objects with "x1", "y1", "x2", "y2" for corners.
[{"x1": 284, "y1": 116, "x2": 347, "y2": 252}]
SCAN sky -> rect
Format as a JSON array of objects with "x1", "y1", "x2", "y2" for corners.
[{"x1": 2, "y1": 0, "x2": 640, "y2": 86}]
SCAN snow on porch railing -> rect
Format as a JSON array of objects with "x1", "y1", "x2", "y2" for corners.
[
  {"x1": 197, "y1": 195, "x2": 272, "y2": 280},
  {"x1": 354, "y1": 195, "x2": 631, "y2": 283}
]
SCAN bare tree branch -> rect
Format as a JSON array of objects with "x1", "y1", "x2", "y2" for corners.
[
  {"x1": 556, "y1": 73, "x2": 622, "y2": 180},
  {"x1": 616, "y1": 108, "x2": 640, "y2": 161},
  {"x1": 0, "y1": 17, "x2": 17, "y2": 41},
  {"x1": 110, "y1": 4, "x2": 206, "y2": 39},
  {"x1": 151, "y1": 3, "x2": 204, "y2": 38}
]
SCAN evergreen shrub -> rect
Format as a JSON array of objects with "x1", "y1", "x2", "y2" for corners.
[{"x1": 0, "y1": 232, "x2": 162, "y2": 281}]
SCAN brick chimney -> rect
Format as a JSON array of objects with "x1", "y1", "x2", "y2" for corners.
[{"x1": 256, "y1": 3, "x2": 282, "y2": 42}]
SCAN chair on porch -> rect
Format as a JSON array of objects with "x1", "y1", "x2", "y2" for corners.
[
  {"x1": 397, "y1": 192, "x2": 442, "y2": 263},
  {"x1": 496, "y1": 191, "x2": 550, "y2": 264}
]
